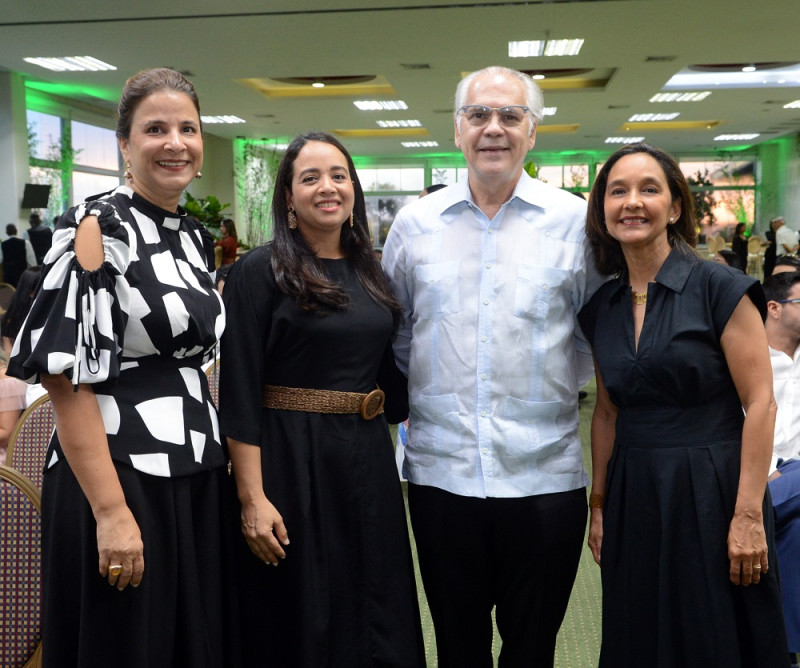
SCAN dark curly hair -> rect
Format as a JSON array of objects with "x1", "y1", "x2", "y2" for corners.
[
  {"x1": 270, "y1": 131, "x2": 401, "y2": 328},
  {"x1": 586, "y1": 142, "x2": 697, "y2": 275}
]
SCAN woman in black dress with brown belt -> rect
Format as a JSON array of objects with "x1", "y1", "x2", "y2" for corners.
[{"x1": 219, "y1": 132, "x2": 425, "y2": 667}]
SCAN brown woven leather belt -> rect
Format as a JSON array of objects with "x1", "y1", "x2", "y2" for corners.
[{"x1": 263, "y1": 385, "x2": 385, "y2": 420}]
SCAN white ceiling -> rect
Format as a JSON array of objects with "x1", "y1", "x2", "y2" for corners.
[{"x1": 1, "y1": 0, "x2": 799, "y2": 161}]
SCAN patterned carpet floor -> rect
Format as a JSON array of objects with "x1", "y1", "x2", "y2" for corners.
[{"x1": 406, "y1": 378, "x2": 602, "y2": 667}]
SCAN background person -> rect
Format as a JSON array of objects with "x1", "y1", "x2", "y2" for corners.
[
  {"x1": 580, "y1": 142, "x2": 787, "y2": 666},
  {"x1": 8, "y1": 68, "x2": 234, "y2": 668},
  {"x1": 24, "y1": 212, "x2": 53, "y2": 265},
  {"x1": 214, "y1": 217, "x2": 238, "y2": 265},
  {"x1": 1, "y1": 223, "x2": 36, "y2": 287},
  {"x1": 0, "y1": 349, "x2": 26, "y2": 465},
  {"x1": 219, "y1": 131, "x2": 424, "y2": 667},
  {"x1": 1, "y1": 265, "x2": 41, "y2": 354},
  {"x1": 731, "y1": 221, "x2": 748, "y2": 272},
  {"x1": 775, "y1": 216, "x2": 799, "y2": 257},
  {"x1": 383, "y1": 65, "x2": 599, "y2": 667}
]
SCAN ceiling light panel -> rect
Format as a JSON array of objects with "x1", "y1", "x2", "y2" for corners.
[
  {"x1": 402, "y1": 141, "x2": 438, "y2": 148},
  {"x1": 714, "y1": 133, "x2": 760, "y2": 140},
  {"x1": 605, "y1": 136, "x2": 645, "y2": 143},
  {"x1": 628, "y1": 113, "x2": 681, "y2": 122},
  {"x1": 508, "y1": 39, "x2": 584, "y2": 58},
  {"x1": 784, "y1": 100, "x2": 800, "y2": 108},
  {"x1": 24, "y1": 56, "x2": 117, "y2": 72},
  {"x1": 376, "y1": 120, "x2": 422, "y2": 128},
  {"x1": 201, "y1": 115, "x2": 246, "y2": 124},
  {"x1": 354, "y1": 100, "x2": 408, "y2": 110},
  {"x1": 649, "y1": 92, "x2": 712, "y2": 103},
  {"x1": 542, "y1": 107, "x2": 557, "y2": 116}
]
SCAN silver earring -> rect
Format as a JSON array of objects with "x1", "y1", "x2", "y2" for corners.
[{"x1": 288, "y1": 207, "x2": 297, "y2": 229}]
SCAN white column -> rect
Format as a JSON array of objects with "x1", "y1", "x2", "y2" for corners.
[{"x1": 0, "y1": 71, "x2": 30, "y2": 230}]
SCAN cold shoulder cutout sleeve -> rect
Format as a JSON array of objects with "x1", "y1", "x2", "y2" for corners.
[{"x1": 8, "y1": 199, "x2": 134, "y2": 386}]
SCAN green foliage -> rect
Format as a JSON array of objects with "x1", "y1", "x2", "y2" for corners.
[
  {"x1": 524, "y1": 160, "x2": 539, "y2": 179},
  {"x1": 183, "y1": 192, "x2": 231, "y2": 237},
  {"x1": 687, "y1": 170, "x2": 716, "y2": 228}
]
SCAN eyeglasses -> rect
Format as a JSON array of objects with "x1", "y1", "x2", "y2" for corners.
[
  {"x1": 457, "y1": 105, "x2": 533, "y2": 128},
  {"x1": 777, "y1": 298, "x2": 800, "y2": 304}
]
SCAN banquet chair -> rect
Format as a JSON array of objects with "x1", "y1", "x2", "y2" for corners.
[
  {"x1": 7, "y1": 394, "x2": 55, "y2": 492},
  {"x1": 747, "y1": 235, "x2": 763, "y2": 279},
  {"x1": 706, "y1": 235, "x2": 726, "y2": 259},
  {"x1": 0, "y1": 465, "x2": 43, "y2": 668},
  {"x1": 206, "y1": 357, "x2": 220, "y2": 408}
]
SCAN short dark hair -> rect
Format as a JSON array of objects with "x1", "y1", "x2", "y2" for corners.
[
  {"x1": 764, "y1": 271, "x2": 800, "y2": 303},
  {"x1": 586, "y1": 142, "x2": 697, "y2": 275},
  {"x1": 6, "y1": 224, "x2": 17, "y2": 236},
  {"x1": 774, "y1": 255, "x2": 800, "y2": 272},
  {"x1": 116, "y1": 68, "x2": 201, "y2": 140},
  {"x1": 423, "y1": 183, "x2": 447, "y2": 195}
]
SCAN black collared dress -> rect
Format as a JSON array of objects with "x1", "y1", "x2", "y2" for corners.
[{"x1": 579, "y1": 248, "x2": 789, "y2": 667}]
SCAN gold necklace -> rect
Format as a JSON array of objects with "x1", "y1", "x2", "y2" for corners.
[{"x1": 632, "y1": 290, "x2": 647, "y2": 305}]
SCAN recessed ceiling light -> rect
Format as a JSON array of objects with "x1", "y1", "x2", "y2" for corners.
[
  {"x1": 628, "y1": 113, "x2": 680, "y2": 122},
  {"x1": 401, "y1": 141, "x2": 438, "y2": 148},
  {"x1": 24, "y1": 56, "x2": 117, "y2": 72},
  {"x1": 532, "y1": 74, "x2": 545, "y2": 80},
  {"x1": 376, "y1": 120, "x2": 422, "y2": 128},
  {"x1": 784, "y1": 100, "x2": 800, "y2": 108},
  {"x1": 201, "y1": 115, "x2": 246, "y2": 124},
  {"x1": 714, "y1": 133, "x2": 760, "y2": 141},
  {"x1": 742, "y1": 65, "x2": 757, "y2": 72},
  {"x1": 354, "y1": 100, "x2": 408, "y2": 111},
  {"x1": 605, "y1": 136, "x2": 645, "y2": 143},
  {"x1": 542, "y1": 107, "x2": 557, "y2": 116},
  {"x1": 508, "y1": 39, "x2": 584, "y2": 58},
  {"x1": 311, "y1": 82, "x2": 325, "y2": 88},
  {"x1": 649, "y1": 92, "x2": 711, "y2": 102}
]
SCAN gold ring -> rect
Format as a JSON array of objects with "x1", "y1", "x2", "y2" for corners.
[
  {"x1": 753, "y1": 564, "x2": 762, "y2": 570},
  {"x1": 109, "y1": 565, "x2": 123, "y2": 577}
]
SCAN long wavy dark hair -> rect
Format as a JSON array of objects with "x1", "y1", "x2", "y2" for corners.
[
  {"x1": 586, "y1": 142, "x2": 697, "y2": 275},
  {"x1": 271, "y1": 131, "x2": 401, "y2": 328}
]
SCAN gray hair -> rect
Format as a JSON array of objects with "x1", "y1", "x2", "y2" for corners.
[{"x1": 454, "y1": 66, "x2": 543, "y2": 133}]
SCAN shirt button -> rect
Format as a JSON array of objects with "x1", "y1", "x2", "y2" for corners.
[
  {"x1": 542, "y1": 284, "x2": 549, "y2": 290},
  {"x1": 485, "y1": 263, "x2": 491, "y2": 269},
  {"x1": 481, "y1": 448, "x2": 488, "y2": 455},
  {"x1": 483, "y1": 299, "x2": 489, "y2": 305},
  {"x1": 481, "y1": 336, "x2": 487, "y2": 342},
  {"x1": 488, "y1": 229, "x2": 494, "y2": 235},
  {"x1": 481, "y1": 411, "x2": 487, "y2": 417},
  {"x1": 481, "y1": 373, "x2": 487, "y2": 380}
]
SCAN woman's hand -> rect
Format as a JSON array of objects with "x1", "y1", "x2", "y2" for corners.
[
  {"x1": 96, "y1": 504, "x2": 144, "y2": 590},
  {"x1": 240, "y1": 494, "x2": 289, "y2": 566},
  {"x1": 727, "y1": 509, "x2": 768, "y2": 586},
  {"x1": 588, "y1": 508, "x2": 603, "y2": 565}
]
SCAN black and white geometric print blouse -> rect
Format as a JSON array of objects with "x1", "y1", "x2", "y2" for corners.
[{"x1": 8, "y1": 186, "x2": 227, "y2": 478}]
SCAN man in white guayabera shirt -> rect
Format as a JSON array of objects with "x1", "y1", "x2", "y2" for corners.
[{"x1": 382, "y1": 65, "x2": 603, "y2": 667}]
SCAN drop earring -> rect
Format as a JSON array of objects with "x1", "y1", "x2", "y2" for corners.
[
  {"x1": 124, "y1": 161, "x2": 132, "y2": 180},
  {"x1": 350, "y1": 211, "x2": 354, "y2": 228},
  {"x1": 288, "y1": 207, "x2": 297, "y2": 229}
]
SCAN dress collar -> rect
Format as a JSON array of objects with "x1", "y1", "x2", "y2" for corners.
[
  {"x1": 118, "y1": 186, "x2": 186, "y2": 230},
  {"x1": 611, "y1": 246, "x2": 698, "y2": 299}
]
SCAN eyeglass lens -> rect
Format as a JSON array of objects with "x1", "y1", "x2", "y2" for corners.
[{"x1": 462, "y1": 105, "x2": 527, "y2": 127}]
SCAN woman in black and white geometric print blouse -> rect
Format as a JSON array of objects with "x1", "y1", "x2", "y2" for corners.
[{"x1": 8, "y1": 68, "x2": 237, "y2": 668}]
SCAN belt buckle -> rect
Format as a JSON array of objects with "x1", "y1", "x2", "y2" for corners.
[{"x1": 360, "y1": 389, "x2": 385, "y2": 420}]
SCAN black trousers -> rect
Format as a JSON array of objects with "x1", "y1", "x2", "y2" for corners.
[{"x1": 408, "y1": 483, "x2": 587, "y2": 668}]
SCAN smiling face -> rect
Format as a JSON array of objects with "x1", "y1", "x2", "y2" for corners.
[
  {"x1": 454, "y1": 71, "x2": 536, "y2": 189},
  {"x1": 118, "y1": 89, "x2": 203, "y2": 212},
  {"x1": 286, "y1": 140, "x2": 355, "y2": 248},
  {"x1": 603, "y1": 152, "x2": 681, "y2": 254}
]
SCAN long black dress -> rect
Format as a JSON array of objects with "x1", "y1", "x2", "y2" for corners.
[
  {"x1": 579, "y1": 248, "x2": 789, "y2": 667},
  {"x1": 219, "y1": 245, "x2": 425, "y2": 668}
]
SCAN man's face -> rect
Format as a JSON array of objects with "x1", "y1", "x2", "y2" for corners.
[
  {"x1": 777, "y1": 283, "x2": 800, "y2": 339},
  {"x1": 454, "y1": 72, "x2": 536, "y2": 188}
]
